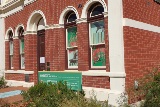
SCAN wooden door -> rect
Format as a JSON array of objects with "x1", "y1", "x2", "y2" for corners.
[{"x1": 37, "y1": 30, "x2": 45, "y2": 71}]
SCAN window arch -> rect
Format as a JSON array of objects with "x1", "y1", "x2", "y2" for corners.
[
  {"x1": 18, "y1": 27, "x2": 25, "y2": 69},
  {"x1": 88, "y1": 3, "x2": 106, "y2": 68},
  {"x1": 8, "y1": 30, "x2": 14, "y2": 69},
  {"x1": 65, "y1": 11, "x2": 78, "y2": 69}
]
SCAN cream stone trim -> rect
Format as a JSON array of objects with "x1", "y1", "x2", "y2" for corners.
[
  {"x1": 24, "y1": 31, "x2": 37, "y2": 35},
  {"x1": 103, "y1": 12, "x2": 108, "y2": 18},
  {"x1": 6, "y1": 80, "x2": 34, "y2": 87},
  {"x1": 15, "y1": 24, "x2": 24, "y2": 37},
  {"x1": 27, "y1": 10, "x2": 47, "y2": 31},
  {"x1": 81, "y1": 0, "x2": 107, "y2": 18},
  {"x1": 76, "y1": 18, "x2": 87, "y2": 24},
  {"x1": 83, "y1": 86, "x2": 109, "y2": 101},
  {"x1": 5, "y1": 27, "x2": 14, "y2": 40},
  {"x1": 5, "y1": 70, "x2": 34, "y2": 74},
  {"x1": 109, "y1": 72, "x2": 126, "y2": 78},
  {"x1": 24, "y1": 0, "x2": 36, "y2": 6},
  {"x1": 45, "y1": 24, "x2": 64, "y2": 30},
  {"x1": 59, "y1": 6, "x2": 79, "y2": 24},
  {"x1": 13, "y1": 36, "x2": 19, "y2": 39},
  {"x1": 5, "y1": 5, "x2": 23, "y2": 18},
  {"x1": 123, "y1": 18, "x2": 160, "y2": 33},
  {"x1": 82, "y1": 70, "x2": 109, "y2": 76},
  {"x1": 2, "y1": 0, "x2": 20, "y2": 9}
]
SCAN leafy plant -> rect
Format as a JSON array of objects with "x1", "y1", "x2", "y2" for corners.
[
  {"x1": 126, "y1": 66, "x2": 160, "y2": 107},
  {"x1": 21, "y1": 81, "x2": 84, "y2": 107},
  {"x1": 0, "y1": 76, "x2": 7, "y2": 88}
]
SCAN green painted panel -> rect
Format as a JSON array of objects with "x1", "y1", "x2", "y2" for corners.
[{"x1": 38, "y1": 71, "x2": 82, "y2": 91}]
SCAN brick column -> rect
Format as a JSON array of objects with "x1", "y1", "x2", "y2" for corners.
[
  {"x1": 104, "y1": 15, "x2": 110, "y2": 71},
  {"x1": 57, "y1": 28, "x2": 66, "y2": 71},
  {"x1": 49, "y1": 29, "x2": 59, "y2": 71},
  {"x1": 25, "y1": 34, "x2": 37, "y2": 83},
  {"x1": 5, "y1": 41, "x2": 10, "y2": 70},
  {"x1": 77, "y1": 20, "x2": 89, "y2": 71},
  {"x1": 13, "y1": 38, "x2": 20, "y2": 70}
]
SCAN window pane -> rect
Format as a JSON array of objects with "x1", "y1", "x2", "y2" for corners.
[
  {"x1": 91, "y1": 6, "x2": 104, "y2": 16},
  {"x1": 92, "y1": 46, "x2": 106, "y2": 67},
  {"x1": 67, "y1": 14, "x2": 77, "y2": 22},
  {"x1": 20, "y1": 39, "x2": 24, "y2": 53},
  {"x1": 21, "y1": 54, "x2": 25, "y2": 68},
  {"x1": 10, "y1": 41, "x2": 13, "y2": 55},
  {"x1": 67, "y1": 27, "x2": 77, "y2": 47},
  {"x1": 90, "y1": 20, "x2": 105, "y2": 44},
  {"x1": 10, "y1": 55, "x2": 13, "y2": 68},
  {"x1": 68, "y1": 49, "x2": 78, "y2": 67}
]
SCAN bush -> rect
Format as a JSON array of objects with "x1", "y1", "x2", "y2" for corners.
[
  {"x1": 21, "y1": 81, "x2": 85, "y2": 107},
  {"x1": 0, "y1": 76, "x2": 7, "y2": 89},
  {"x1": 21, "y1": 81, "x2": 108, "y2": 107},
  {"x1": 127, "y1": 67, "x2": 160, "y2": 107},
  {"x1": 141, "y1": 72, "x2": 160, "y2": 107}
]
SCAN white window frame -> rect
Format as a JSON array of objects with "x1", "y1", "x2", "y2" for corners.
[
  {"x1": 9, "y1": 40, "x2": 13, "y2": 69},
  {"x1": 20, "y1": 38, "x2": 25, "y2": 69},
  {"x1": 66, "y1": 27, "x2": 78, "y2": 69},
  {"x1": 89, "y1": 20, "x2": 106, "y2": 69}
]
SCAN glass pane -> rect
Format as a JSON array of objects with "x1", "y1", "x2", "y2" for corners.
[
  {"x1": 20, "y1": 39, "x2": 24, "y2": 53},
  {"x1": 68, "y1": 49, "x2": 78, "y2": 67},
  {"x1": 67, "y1": 13, "x2": 77, "y2": 22},
  {"x1": 91, "y1": 6, "x2": 104, "y2": 16},
  {"x1": 10, "y1": 55, "x2": 13, "y2": 68},
  {"x1": 90, "y1": 20, "x2": 105, "y2": 44},
  {"x1": 10, "y1": 41, "x2": 13, "y2": 55},
  {"x1": 67, "y1": 27, "x2": 77, "y2": 47},
  {"x1": 92, "y1": 47, "x2": 106, "y2": 67},
  {"x1": 21, "y1": 54, "x2": 25, "y2": 68}
]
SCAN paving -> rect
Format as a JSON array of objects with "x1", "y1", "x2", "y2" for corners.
[{"x1": 0, "y1": 86, "x2": 28, "y2": 104}]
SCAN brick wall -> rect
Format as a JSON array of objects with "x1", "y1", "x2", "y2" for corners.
[
  {"x1": 77, "y1": 22, "x2": 90, "y2": 71},
  {"x1": 124, "y1": 26, "x2": 160, "y2": 89},
  {"x1": 83, "y1": 76, "x2": 110, "y2": 88},
  {"x1": 5, "y1": 41, "x2": 10, "y2": 70},
  {"x1": 123, "y1": 0, "x2": 160, "y2": 26},
  {"x1": 123, "y1": 0, "x2": 160, "y2": 89},
  {"x1": 5, "y1": 73, "x2": 25, "y2": 81},
  {"x1": 13, "y1": 39, "x2": 20, "y2": 70},
  {"x1": 4, "y1": 0, "x2": 109, "y2": 88}
]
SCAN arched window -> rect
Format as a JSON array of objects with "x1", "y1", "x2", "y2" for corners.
[
  {"x1": 18, "y1": 27, "x2": 25, "y2": 69},
  {"x1": 88, "y1": 3, "x2": 106, "y2": 68},
  {"x1": 8, "y1": 31, "x2": 13, "y2": 69},
  {"x1": 65, "y1": 11, "x2": 78, "y2": 69}
]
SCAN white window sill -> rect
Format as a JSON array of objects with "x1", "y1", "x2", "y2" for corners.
[
  {"x1": 5, "y1": 70, "x2": 34, "y2": 74},
  {"x1": 38, "y1": 70, "x2": 126, "y2": 77},
  {"x1": 65, "y1": 70, "x2": 109, "y2": 76},
  {"x1": 82, "y1": 70, "x2": 109, "y2": 76}
]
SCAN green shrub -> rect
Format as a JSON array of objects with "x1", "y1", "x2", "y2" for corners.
[
  {"x1": 21, "y1": 81, "x2": 84, "y2": 107},
  {"x1": 60, "y1": 96, "x2": 108, "y2": 107},
  {"x1": 0, "y1": 76, "x2": 7, "y2": 88},
  {"x1": 21, "y1": 81, "x2": 109, "y2": 107},
  {"x1": 141, "y1": 72, "x2": 160, "y2": 107},
  {"x1": 127, "y1": 67, "x2": 160, "y2": 107}
]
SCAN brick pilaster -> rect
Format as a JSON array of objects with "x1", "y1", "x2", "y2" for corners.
[{"x1": 77, "y1": 22, "x2": 89, "y2": 71}]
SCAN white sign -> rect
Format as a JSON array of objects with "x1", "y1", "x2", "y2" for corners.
[{"x1": 40, "y1": 57, "x2": 45, "y2": 63}]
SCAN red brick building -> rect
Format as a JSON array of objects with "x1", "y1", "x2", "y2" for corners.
[{"x1": 0, "y1": 0, "x2": 160, "y2": 106}]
